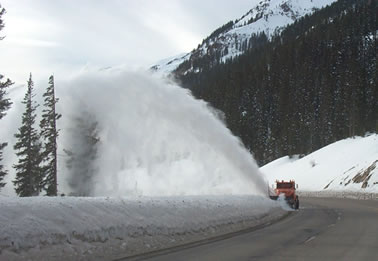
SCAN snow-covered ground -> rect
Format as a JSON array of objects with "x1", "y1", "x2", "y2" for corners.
[
  {"x1": 150, "y1": 53, "x2": 191, "y2": 77},
  {"x1": 2, "y1": 133, "x2": 377, "y2": 260},
  {"x1": 0, "y1": 195, "x2": 286, "y2": 261},
  {"x1": 262, "y1": 134, "x2": 378, "y2": 195}
]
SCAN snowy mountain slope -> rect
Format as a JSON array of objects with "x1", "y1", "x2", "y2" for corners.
[
  {"x1": 0, "y1": 195, "x2": 285, "y2": 261},
  {"x1": 151, "y1": 0, "x2": 337, "y2": 75},
  {"x1": 261, "y1": 134, "x2": 378, "y2": 193},
  {"x1": 150, "y1": 53, "x2": 191, "y2": 77}
]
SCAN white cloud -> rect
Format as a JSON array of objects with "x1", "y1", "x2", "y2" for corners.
[
  {"x1": 6, "y1": 38, "x2": 60, "y2": 47},
  {"x1": 0, "y1": 0, "x2": 258, "y2": 84}
]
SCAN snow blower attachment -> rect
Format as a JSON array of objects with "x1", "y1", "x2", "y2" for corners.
[{"x1": 269, "y1": 180, "x2": 299, "y2": 209}]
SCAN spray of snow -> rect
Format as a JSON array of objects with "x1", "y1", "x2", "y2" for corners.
[
  {"x1": 51, "y1": 69, "x2": 267, "y2": 197},
  {"x1": 276, "y1": 194, "x2": 295, "y2": 211}
]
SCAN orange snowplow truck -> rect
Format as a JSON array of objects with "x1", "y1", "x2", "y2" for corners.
[{"x1": 269, "y1": 180, "x2": 299, "y2": 209}]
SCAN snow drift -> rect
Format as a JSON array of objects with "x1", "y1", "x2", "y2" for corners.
[
  {"x1": 261, "y1": 134, "x2": 378, "y2": 194},
  {"x1": 0, "y1": 195, "x2": 285, "y2": 260}
]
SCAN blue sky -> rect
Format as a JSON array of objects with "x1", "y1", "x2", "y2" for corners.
[{"x1": 0, "y1": 0, "x2": 258, "y2": 84}]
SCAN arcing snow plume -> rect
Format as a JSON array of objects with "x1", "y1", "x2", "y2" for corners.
[{"x1": 58, "y1": 70, "x2": 267, "y2": 196}]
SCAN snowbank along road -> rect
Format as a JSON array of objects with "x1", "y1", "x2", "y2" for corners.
[{"x1": 0, "y1": 195, "x2": 286, "y2": 261}]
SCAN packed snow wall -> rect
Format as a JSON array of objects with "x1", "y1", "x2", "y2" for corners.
[{"x1": 2, "y1": 70, "x2": 268, "y2": 197}]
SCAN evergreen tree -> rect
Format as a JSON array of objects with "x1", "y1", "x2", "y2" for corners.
[
  {"x1": 0, "y1": 4, "x2": 13, "y2": 190},
  {"x1": 178, "y1": 0, "x2": 377, "y2": 165},
  {"x1": 0, "y1": 75, "x2": 12, "y2": 120},
  {"x1": 0, "y1": 75, "x2": 13, "y2": 190},
  {"x1": 13, "y1": 74, "x2": 42, "y2": 197},
  {"x1": 64, "y1": 115, "x2": 99, "y2": 196},
  {"x1": 40, "y1": 75, "x2": 61, "y2": 196}
]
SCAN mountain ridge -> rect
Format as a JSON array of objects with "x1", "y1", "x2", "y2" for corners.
[
  {"x1": 151, "y1": 0, "x2": 337, "y2": 76},
  {"x1": 175, "y1": 0, "x2": 377, "y2": 165}
]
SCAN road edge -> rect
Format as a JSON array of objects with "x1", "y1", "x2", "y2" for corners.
[{"x1": 117, "y1": 208, "x2": 293, "y2": 261}]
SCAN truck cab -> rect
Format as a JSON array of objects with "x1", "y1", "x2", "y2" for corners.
[{"x1": 270, "y1": 180, "x2": 299, "y2": 209}]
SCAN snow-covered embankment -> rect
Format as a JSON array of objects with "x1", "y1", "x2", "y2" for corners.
[
  {"x1": 262, "y1": 134, "x2": 378, "y2": 197},
  {"x1": 0, "y1": 195, "x2": 285, "y2": 260}
]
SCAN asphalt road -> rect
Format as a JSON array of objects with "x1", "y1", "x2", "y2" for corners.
[{"x1": 125, "y1": 197, "x2": 378, "y2": 261}]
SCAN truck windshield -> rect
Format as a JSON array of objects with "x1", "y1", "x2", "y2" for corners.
[{"x1": 277, "y1": 183, "x2": 293, "y2": 189}]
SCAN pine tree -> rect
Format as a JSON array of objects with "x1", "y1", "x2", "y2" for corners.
[
  {"x1": 40, "y1": 75, "x2": 61, "y2": 196},
  {"x1": 0, "y1": 139, "x2": 10, "y2": 189},
  {"x1": 0, "y1": 75, "x2": 12, "y2": 120},
  {"x1": 13, "y1": 74, "x2": 42, "y2": 197},
  {"x1": 0, "y1": 5, "x2": 13, "y2": 190},
  {"x1": 178, "y1": 0, "x2": 376, "y2": 165},
  {"x1": 0, "y1": 74, "x2": 13, "y2": 190},
  {"x1": 64, "y1": 115, "x2": 99, "y2": 197}
]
